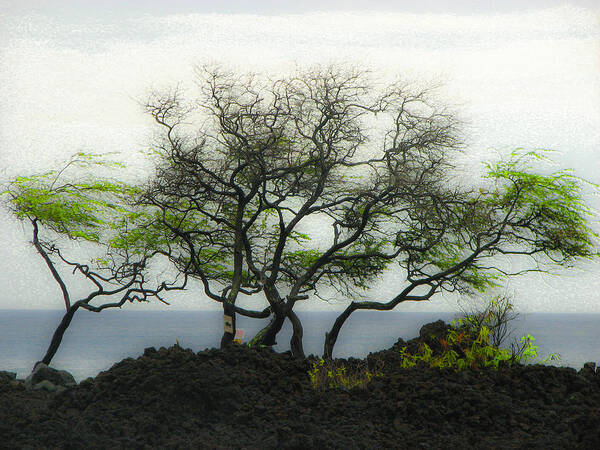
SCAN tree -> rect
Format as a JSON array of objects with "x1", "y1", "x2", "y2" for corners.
[
  {"x1": 2, "y1": 153, "x2": 185, "y2": 367},
  {"x1": 142, "y1": 66, "x2": 464, "y2": 356},
  {"x1": 323, "y1": 149, "x2": 599, "y2": 357},
  {"x1": 139, "y1": 66, "x2": 598, "y2": 358}
]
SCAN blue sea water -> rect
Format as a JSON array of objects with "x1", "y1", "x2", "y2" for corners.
[{"x1": 1, "y1": 310, "x2": 598, "y2": 381}]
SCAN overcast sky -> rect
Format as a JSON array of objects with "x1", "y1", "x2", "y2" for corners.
[
  {"x1": 1, "y1": 1, "x2": 599, "y2": 312},
  {"x1": 3, "y1": 0, "x2": 600, "y2": 16}
]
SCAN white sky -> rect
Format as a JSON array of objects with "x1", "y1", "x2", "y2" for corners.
[{"x1": 1, "y1": 1, "x2": 599, "y2": 312}]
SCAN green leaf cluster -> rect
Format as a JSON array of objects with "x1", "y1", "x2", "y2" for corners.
[
  {"x1": 398, "y1": 321, "x2": 560, "y2": 372},
  {"x1": 308, "y1": 358, "x2": 384, "y2": 390},
  {"x1": 484, "y1": 149, "x2": 599, "y2": 261},
  {"x1": 3, "y1": 157, "x2": 139, "y2": 244},
  {"x1": 332, "y1": 245, "x2": 391, "y2": 289},
  {"x1": 418, "y1": 241, "x2": 500, "y2": 292},
  {"x1": 286, "y1": 249, "x2": 323, "y2": 269}
]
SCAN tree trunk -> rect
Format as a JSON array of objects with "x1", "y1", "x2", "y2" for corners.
[
  {"x1": 249, "y1": 284, "x2": 287, "y2": 348},
  {"x1": 250, "y1": 305, "x2": 286, "y2": 347},
  {"x1": 38, "y1": 303, "x2": 80, "y2": 367},
  {"x1": 220, "y1": 302, "x2": 236, "y2": 349},
  {"x1": 253, "y1": 309, "x2": 286, "y2": 347},
  {"x1": 323, "y1": 303, "x2": 357, "y2": 359},
  {"x1": 287, "y1": 310, "x2": 305, "y2": 358}
]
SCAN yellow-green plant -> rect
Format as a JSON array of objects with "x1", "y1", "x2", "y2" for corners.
[
  {"x1": 399, "y1": 326, "x2": 505, "y2": 370},
  {"x1": 308, "y1": 358, "x2": 384, "y2": 390},
  {"x1": 399, "y1": 324, "x2": 560, "y2": 371},
  {"x1": 514, "y1": 334, "x2": 561, "y2": 364},
  {"x1": 455, "y1": 294, "x2": 518, "y2": 348}
]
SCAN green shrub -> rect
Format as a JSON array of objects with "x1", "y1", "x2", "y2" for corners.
[
  {"x1": 399, "y1": 325, "x2": 509, "y2": 370},
  {"x1": 455, "y1": 294, "x2": 517, "y2": 348},
  {"x1": 398, "y1": 320, "x2": 560, "y2": 371},
  {"x1": 308, "y1": 358, "x2": 384, "y2": 390}
]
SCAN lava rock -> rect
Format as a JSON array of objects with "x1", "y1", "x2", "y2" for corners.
[
  {"x1": 1, "y1": 324, "x2": 599, "y2": 449},
  {"x1": 580, "y1": 361, "x2": 597, "y2": 377},
  {"x1": 0, "y1": 371, "x2": 17, "y2": 382},
  {"x1": 24, "y1": 363, "x2": 76, "y2": 390},
  {"x1": 418, "y1": 320, "x2": 453, "y2": 350}
]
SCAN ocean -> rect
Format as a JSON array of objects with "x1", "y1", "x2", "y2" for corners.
[{"x1": 1, "y1": 310, "x2": 598, "y2": 382}]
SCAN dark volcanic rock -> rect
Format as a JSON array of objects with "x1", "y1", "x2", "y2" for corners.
[
  {"x1": 0, "y1": 371, "x2": 16, "y2": 382},
  {"x1": 581, "y1": 362, "x2": 598, "y2": 378},
  {"x1": 24, "y1": 363, "x2": 77, "y2": 391},
  {"x1": 418, "y1": 319, "x2": 453, "y2": 349},
  {"x1": 1, "y1": 326, "x2": 599, "y2": 449}
]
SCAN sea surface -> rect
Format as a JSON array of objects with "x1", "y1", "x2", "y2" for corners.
[{"x1": 1, "y1": 310, "x2": 598, "y2": 381}]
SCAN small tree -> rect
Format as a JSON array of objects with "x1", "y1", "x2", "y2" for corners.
[
  {"x1": 455, "y1": 294, "x2": 518, "y2": 348},
  {"x1": 323, "y1": 149, "x2": 599, "y2": 358},
  {"x1": 2, "y1": 153, "x2": 185, "y2": 368}
]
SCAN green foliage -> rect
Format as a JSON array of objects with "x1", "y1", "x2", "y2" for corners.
[
  {"x1": 2, "y1": 152, "x2": 233, "y2": 275},
  {"x1": 514, "y1": 334, "x2": 561, "y2": 364},
  {"x1": 484, "y1": 149, "x2": 599, "y2": 262},
  {"x1": 398, "y1": 321, "x2": 560, "y2": 372},
  {"x1": 402, "y1": 148, "x2": 599, "y2": 300},
  {"x1": 456, "y1": 294, "x2": 517, "y2": 348},
  {"x1": 287, "y1": 249, "x2": 323, "y2": 269},
  {"x1": 416, "y1": 239, "x2": 502, "y2": 293},
  {"x1": 332, "y1": 241, "x2": 392, "y2": 289},
  {"x1": 2, "y1": 153, "x2": 140, "y2": 245},
  {"x1": 108, "y1": 207, "x2": 214, "y2": 260},
  {"x1": 308, "y1": 358, "x2": 384, "y2": 390},
  {"x1": 246, "y1": 342, "x2": 269, "y2": 349},
  {"x1": 399, "y1": 326, "x2": 509, "y2": 370}
]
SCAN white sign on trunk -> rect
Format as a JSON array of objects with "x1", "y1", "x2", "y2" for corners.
[{"x1": 223, "y1": 315, "x2": 234, "y2": 334}]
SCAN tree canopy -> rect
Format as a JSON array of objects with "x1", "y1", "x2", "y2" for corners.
[
  {"x1": 323, "y1": 148, "x2": 599, "y2": 357},
  {"x1": 5, "y1": 67, "x2": 597, "y2": 363},
  {"x1": 139, "y1": 66, "x2": 599, "y2": 358},
  {"x1": 3, "y1": 153, "x2": 186, "y2": 365}
]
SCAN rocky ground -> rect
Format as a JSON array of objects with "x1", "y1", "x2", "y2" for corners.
[{"x1": 1, "y1": 322, "x2": 599, "y2": 449}]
